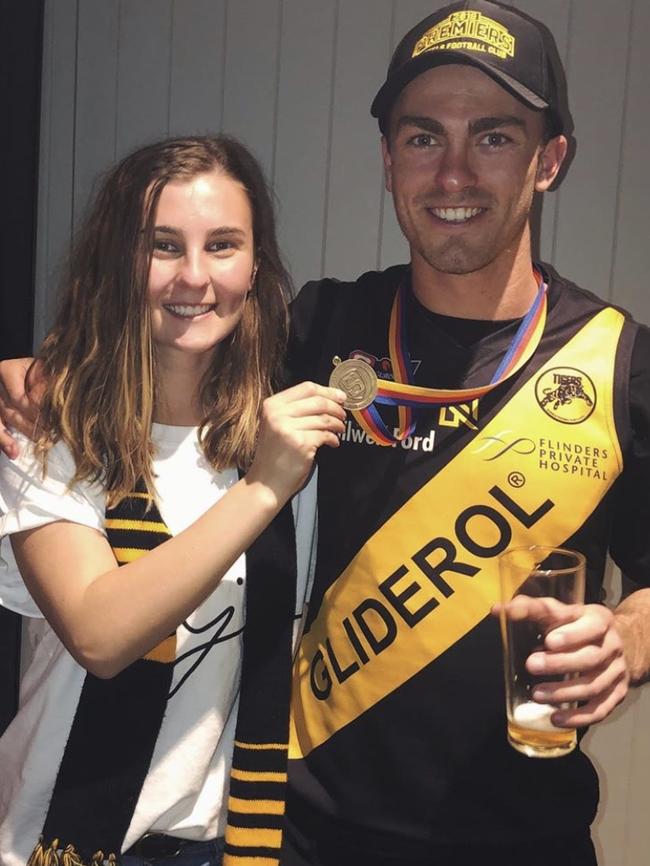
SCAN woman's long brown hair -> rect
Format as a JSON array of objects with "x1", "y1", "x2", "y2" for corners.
[{"x1": 33, "y1": 136, "x2": 291, "y2": 503}]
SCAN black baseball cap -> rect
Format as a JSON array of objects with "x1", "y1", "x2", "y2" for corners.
[{"x1": 371, "y1": 0, "x2": 564, "y2": 135}]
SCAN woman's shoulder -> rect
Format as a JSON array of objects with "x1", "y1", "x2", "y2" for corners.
[
  {"x1": 0, "y1": 435, "x2": 106, "y2": 617},
  {"x1": 2, "y1": 432, "x2": 77, "y2": 479},
  {"x1": 0, "y1": 433, "x2": 105, "y2": 538}
]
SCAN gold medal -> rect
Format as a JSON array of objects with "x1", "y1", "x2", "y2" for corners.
[{"x1": 329, "y1": 357, "x2": 378, "y2": 410}]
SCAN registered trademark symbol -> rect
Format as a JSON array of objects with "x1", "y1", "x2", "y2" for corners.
[{"x1": 508, "y1": 471, "x2": 525, "y2": 488}]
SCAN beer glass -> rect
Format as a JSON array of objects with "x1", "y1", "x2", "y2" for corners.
[{"x1": 499, "y1": 546, "x2": 585, "y2": 758}]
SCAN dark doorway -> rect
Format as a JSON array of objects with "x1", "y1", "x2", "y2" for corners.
[{"x1": 0, "y1": 0, "x2": 45, "y2": 734}]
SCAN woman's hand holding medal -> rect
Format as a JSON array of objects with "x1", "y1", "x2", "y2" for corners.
[{"x1": 247, "y1": 381, "x2": 347, "y2": 504}]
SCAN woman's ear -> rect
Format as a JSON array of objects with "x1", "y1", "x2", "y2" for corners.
[{"x1": 249, "y1": 263, "x2": 259, "y2": 294}]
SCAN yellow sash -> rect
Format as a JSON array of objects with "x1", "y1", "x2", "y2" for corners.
[{"x1": 290, "y1": 307, "x2": 624, "y2": 759}]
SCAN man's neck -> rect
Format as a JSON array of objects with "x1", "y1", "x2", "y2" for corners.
[{"x1": 411, "y1": 248, "x2": 540, "y2": 321}]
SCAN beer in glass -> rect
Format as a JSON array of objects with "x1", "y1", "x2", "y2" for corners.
[{"x1": 499, "y1": 546, "x2": 585, "y2": 758}]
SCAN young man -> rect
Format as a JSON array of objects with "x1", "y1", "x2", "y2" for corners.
[
  {"x1": 1, "y1": 3, "x2": 649, "y2": 865},
  {"x1": 279, "y1": 2, "x2": 650, "y2": 864}
]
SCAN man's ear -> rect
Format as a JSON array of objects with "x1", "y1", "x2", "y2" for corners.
[
  {"x1": 535, "y1": 134, "x2": 568, "y2": 192},
  {"x1": 381, "y1": 136, "x2": 393, "y2": 193}
]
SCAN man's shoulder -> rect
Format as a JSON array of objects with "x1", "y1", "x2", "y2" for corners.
[
  {"x1": 544, "y1": 263, "x2": 650, "y2": 387},
  {"x1": 544, "y1": 263, "x2": 641, "y2": 324},
  {"x1": 286, "y1": 265, "x2": 407, "y2": 382},
  {"x1": 290, "y1": 264, "x2": 407, "y2": 319}
]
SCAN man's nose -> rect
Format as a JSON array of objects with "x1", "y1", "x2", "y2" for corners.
[{"x1": 434, "y1": 142, "x2": 478, "y2": 194}]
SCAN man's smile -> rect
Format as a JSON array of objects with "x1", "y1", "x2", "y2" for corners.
[{"x1": 427, "y1": 206, "x2": 486, "y2": 224}]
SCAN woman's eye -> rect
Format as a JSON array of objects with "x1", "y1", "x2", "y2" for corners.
[
  {"x1": 209, "y1": 240, "x2": 238, "y2": 254},
  {"x1": 153, "y1": 239, "x2": 178, "y2": 254}
]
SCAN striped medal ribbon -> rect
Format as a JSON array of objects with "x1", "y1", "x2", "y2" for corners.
[{"x1": 336, "y1": 270, "x2": 547, "y2": 447}]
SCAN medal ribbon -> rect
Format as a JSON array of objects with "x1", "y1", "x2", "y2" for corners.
[{"x1": 352, "y1": 269, "x2": 547, "y2": 446}]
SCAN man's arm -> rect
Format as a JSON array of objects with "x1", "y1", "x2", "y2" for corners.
[
  {"x1": 504, "y1": 326, "x2": 650, "y2": 728},
  {"x1": 0, "y1": 357, "x2": 40, "y2": 457},
  {"x1": 614, "y1": 587, "x2": 650, "y2": 685}
]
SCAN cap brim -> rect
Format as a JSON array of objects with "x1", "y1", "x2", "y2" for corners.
[{"x1": 371, "y1": 50, "x2": 549, "y2": 126}]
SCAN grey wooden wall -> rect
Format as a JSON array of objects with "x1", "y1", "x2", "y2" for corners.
[{"x1": 35, "y1": 2, "x2": 650, "y2": 864}]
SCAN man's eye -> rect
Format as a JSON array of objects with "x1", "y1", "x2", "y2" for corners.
[
  {"x1": 408, "y1": 133, "x2": 437, "y2": 148},
  {"x1": 480, "y1": 132, "x2": 510, "y2": 148}
]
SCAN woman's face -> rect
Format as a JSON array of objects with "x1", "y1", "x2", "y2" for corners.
[{"x1": 147, "y1": 169, "x2": 255, "y2": 366}]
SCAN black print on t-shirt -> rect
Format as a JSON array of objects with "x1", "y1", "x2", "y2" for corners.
[{"x1": 168, "y1": 606, "x2": 244, "y2": 699}]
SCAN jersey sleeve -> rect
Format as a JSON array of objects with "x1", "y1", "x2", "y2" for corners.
[
  {"x1": 609, "y1": 324, "x2": 650, "y2": 586},
  {"x1": 0, "y1": 434, "x2": 105, "y2": 617},
  {"x1": 287, "y1": 281, "x2": 324, "y2": 385},
  {"x1": 287, "y1": 278, "x2": 349, "y2": 386}
]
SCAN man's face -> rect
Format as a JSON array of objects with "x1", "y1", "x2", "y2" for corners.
[{"x1": 382, "y1": 64, "x2": 566, "y2": 276}]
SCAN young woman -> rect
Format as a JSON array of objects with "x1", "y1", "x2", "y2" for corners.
[{"x1": 0, "y1": 136, "x2": 346, "y2": 866}]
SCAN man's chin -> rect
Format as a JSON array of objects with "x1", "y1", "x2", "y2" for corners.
[{"x1": 421, "y1": 248, "x2": 496, "y2": 276}]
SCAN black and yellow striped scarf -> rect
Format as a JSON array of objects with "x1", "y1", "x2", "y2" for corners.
[{"x1": 28, "y1": 486, "x2": 295, "y2": 866}]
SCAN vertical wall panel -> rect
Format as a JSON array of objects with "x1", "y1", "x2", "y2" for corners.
[
  {"x1": 34, "y1": 0, "x2": 77, "y2": 348},
  {"x1": 624, "y1": 686, "x2": 650, "y2": 861},
  {"x1": 168, "y1": 0, "x2": 226, "y2": 136},
  {"x1": 273, "y1": 0, "x2": 338, "y2": 290},
  {"x1": 513, "y1": 0, "x2": 571, "y2": 264},
  {"x1": 584, "y1": 699, "x2": 637, "y2": 864},
  {"x1": 115, "y1": 0, "x2": 173, "y2": 158},
  {"x1": 581, "y1": 559, "x2": 638, "y2": 865},
  {"x1": 610, "y1": 0, "x2": 650, "y2": 324},
  {"x1": 553, "y1": 2, "x2": 633, "y2": 299},
  {"x1": 322, "y1": 0, "x2": 393, "y2": 281},
  {"x1": 73, "y1": 0, "x2": 120, "y2": 227},
  {"x1": 221, "y1": 0, "x2": 282, "y2": 180},
  {"x1": 379, "y1": 0, "x2": 436, "y2": 271}
]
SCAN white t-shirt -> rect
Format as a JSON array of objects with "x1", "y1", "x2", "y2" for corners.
[{"x1": 0, "y1": 425, "x2": 317, "y2": 864}]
